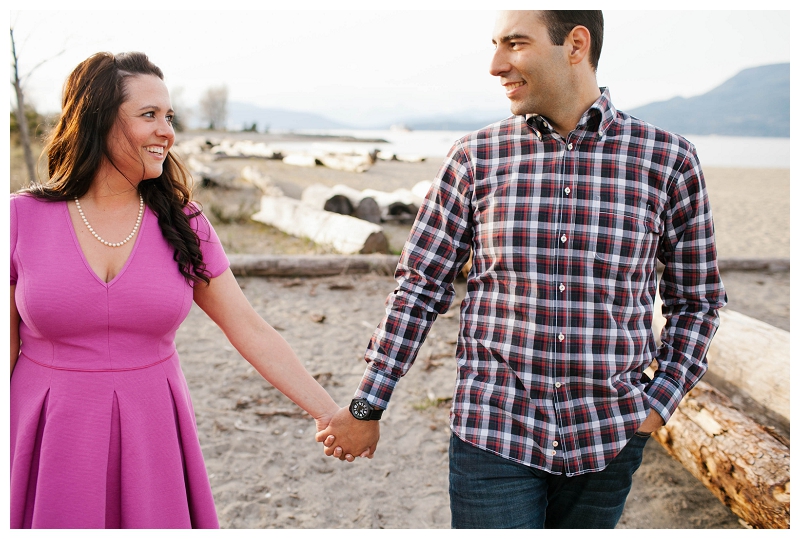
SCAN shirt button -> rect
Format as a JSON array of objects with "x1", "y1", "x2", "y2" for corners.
[
  {"x1": 564, "y1": 187, "x2": 571, "y2": 195},
  {"x1": 555, "y1": 382, "x2": 562, "y2": 388},
  {"x1": 598, "y1": 131, "x2": 604, "y2": 138},
  {"x1": 567, "y1": 143, "x2": 574, "y2": 150},
  {"x1": 553, "y1": 441, "x2": 559, "y2": 447},
  {"x1": 558, "y1": 333, "x2": 565, "y2": 342},
  {"x1": 559, "y1": 284, "x2": 565, "y2": 292},
  {"x1": 543, "y1": 121, "x2": 549, "y2": 128},
  {"x1": 550, "y1": 450, "x2": 557, "y2": 456},
  {"x1": 560, "y1": 234, "x2": 567, "y2": 243}
]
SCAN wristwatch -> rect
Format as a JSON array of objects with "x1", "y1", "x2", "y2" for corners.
[{"x1": 349, "y1": 398, "x2": 383, "y2": 421}]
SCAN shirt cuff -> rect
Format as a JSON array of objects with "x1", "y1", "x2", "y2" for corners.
[
  {"x1": 645, "y1": 372, "x2": 685, "y2": 425},
  {"x1": 354, "y1": 362, "x2": 401, "y2": 410}
]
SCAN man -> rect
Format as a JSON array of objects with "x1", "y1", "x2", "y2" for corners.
[{"x1": 317, "y1": 10, "x2": 726, "y2": 529}]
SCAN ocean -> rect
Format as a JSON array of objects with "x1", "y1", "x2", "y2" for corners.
[{"x1": 275, "y1": 129, "x2": 790, "y2": 170}]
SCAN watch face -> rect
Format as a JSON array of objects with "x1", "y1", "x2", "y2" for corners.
[{"x1": 352, "y1": 400, "x2": 370, "y2": 419}]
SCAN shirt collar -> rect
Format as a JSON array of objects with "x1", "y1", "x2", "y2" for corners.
[{"x1": 525, "y1": 87, "x2": 617, "y2": 139}]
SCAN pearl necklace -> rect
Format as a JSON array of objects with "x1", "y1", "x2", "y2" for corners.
[{"x1": 74, "y1": 194, "x2": 144, "y2": 248}]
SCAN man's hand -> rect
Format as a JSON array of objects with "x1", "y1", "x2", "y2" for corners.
[
  {"x1": 637, "y1": 409, "x2": 665, "y2": 434},
  {"x1": 315, "y1": 406, "x2": 380, "y2": 462}
]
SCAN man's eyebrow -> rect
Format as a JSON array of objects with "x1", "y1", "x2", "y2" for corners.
[{"x1": 493, "y1": 33, "x2": 531, "y2": 45}]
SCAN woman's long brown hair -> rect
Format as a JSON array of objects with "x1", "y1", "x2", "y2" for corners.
[{"x1": 27, "y1": 51, "x2": 210, "y2": 285}]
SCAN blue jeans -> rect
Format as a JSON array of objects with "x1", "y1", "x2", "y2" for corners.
[{"x1": 449, "y1": 432, "x2": 649, "y2": 528}]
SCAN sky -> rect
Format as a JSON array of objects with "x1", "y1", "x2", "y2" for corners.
[{"x1": 8, "y1": 5, "x2": 794, "y2": 128}]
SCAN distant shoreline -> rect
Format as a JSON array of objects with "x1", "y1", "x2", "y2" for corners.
[{"x1": 177, "y1": 129, "x2": 389, "y2": 144}]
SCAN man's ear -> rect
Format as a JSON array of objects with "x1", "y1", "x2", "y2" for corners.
[{"x1": 566, "y1": 25, "x2": 591, "y2": 66}]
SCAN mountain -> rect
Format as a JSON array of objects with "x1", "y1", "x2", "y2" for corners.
[
  {"x1": 224, "y1": 101, "x2": 509, "y2": 132},
  {"x1": 225, "y1": 102, "x2": 349, "y2": 131},
  {"x1": 220, "y1": 63, "x2": 788, "y2": 136},
  {"x1": 627, "y1": 63, "x2": 789, "y2": 138}
]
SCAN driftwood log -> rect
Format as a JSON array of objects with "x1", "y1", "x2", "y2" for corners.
[
  {"x1": 251, "y1": 196, "x2": 389, "y2": 254},
  {"x1": 652, "y1": 297, "x2": 789, "y2": 434},
  {"x1": 229, "y1": 254, "x2": 399, "y2": 277},
  {"x1": 301, "y1": 184, "x2": 381, "y2": 223},
  {"x1": 657, "y1": 258, "x2": 789, "y2": 273},
  {"x1": 301, "y1": 183, "x2": 421, "y2": 222},
  {"x1": 717, "y1": 258, "x2": 789, "y2": 272},
  {"x1": 653, "y1": 381, "x2": 790, "y2": 529},
  {"x1": 704, "y1": 310, "x2": 789, "y2": 431}
]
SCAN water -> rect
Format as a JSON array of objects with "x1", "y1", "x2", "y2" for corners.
[{"x1": 278, "y1": 128, "x2": 789, "y2": 169}]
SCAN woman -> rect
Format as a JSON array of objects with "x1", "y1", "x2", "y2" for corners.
[{"x1": 10, "y1": 51, "x2": 341, "y2": 528}]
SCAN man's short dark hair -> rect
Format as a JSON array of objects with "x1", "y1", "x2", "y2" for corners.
[{"x1": 540, "y1": 10, "x2": 604, "y2": 71}]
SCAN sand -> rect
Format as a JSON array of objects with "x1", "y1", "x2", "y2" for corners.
[{"x1": 176, "y1": 154, "x2": 789, "y2": 529}]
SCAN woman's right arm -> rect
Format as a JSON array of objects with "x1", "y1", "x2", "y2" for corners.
[{"x1": 11, "y1": 285, "x2": 20, "y2": 376}]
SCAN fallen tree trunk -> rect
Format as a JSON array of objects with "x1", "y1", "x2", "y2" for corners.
[
  {"x1": 704, "y1": 310, "x2": 789, "y2": 432},
  {"x1": 717, "y1": 258, "x2": 789, "y2": 272},
  {"x1": 653, "y1": 381, "x2": 790, "y2": 529},
  {"x1": 652, "y1": 298, "x2": 789, "y2": 433},
  {"x1": 229, "y1": 254, "x2": 399, "y2": 277},
  {"x1": 252, "y1": 196, "x2": 389, "y2": 254},
  {"x1": 301, "y1": 183, "x2": 421, "y2": 222},
  {"x1": 657, "y1": 258, "x2": 789, "y2": 272}
]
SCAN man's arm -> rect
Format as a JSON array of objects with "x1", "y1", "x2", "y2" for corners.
[
  {"x1": 317, "y1": 141, "x2": 476, "y2": 459},
  {"x1": 649, "y1": 146, "x2": 727, "y2": 425}
]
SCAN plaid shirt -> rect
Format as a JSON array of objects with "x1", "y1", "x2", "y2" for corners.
[{"x1": 356, "y1": 89, "x2": 726, "y2": 476}]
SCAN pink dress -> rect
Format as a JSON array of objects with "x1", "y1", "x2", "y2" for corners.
[{"x1": 10, "y1": 194, "x2": 229, "y2": 528}]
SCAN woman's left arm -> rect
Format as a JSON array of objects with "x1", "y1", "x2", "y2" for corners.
[
  {"x1": 11, "y1": 285, "x2": 20, "y2": 377},
  {"x1": 193, "y1": 269, "x2": 339, "y2": 432}
]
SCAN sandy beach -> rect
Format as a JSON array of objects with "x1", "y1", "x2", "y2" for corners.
[
  {"x1": 178, "y1": 152, "x2": 789, "y2": 529},
  {"x1": 9, "y1": 139, "x2": 789, "y2": 529}
]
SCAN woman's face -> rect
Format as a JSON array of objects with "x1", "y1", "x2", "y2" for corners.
[{"x1": 105, "y1": 74, "x2": 175, "y2": 184}]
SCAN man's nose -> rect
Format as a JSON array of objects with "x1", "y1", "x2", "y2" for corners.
[{"x1": 489, "y1": 48, "x2": 509, "y2": 77}]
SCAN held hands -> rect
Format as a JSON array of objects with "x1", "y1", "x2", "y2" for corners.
[{"x1": 315, "y1": 406, "x2": 379, "y2": 462}]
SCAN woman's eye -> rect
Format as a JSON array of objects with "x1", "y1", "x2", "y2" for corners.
[
  {"x1": 143, "y1": 111, "x2": 156, "y2": 118},
  {"x1": 166, "y1": 115, "x2": 174, "y2": 125}
]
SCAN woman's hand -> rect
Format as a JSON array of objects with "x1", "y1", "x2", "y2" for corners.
[{"x1": 315, "y1": 406, "x2": 379, "y2": 462}]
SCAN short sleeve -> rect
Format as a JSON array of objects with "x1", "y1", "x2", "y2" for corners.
[
  {"x1": 10, "y1": 195, "x2": 19, "y2": 286},
  {"x1": 187, "y1": 203, "x2": 230, "y2": 279}
]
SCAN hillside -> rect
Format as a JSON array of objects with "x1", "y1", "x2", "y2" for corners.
[
  {"x1": 627, "y1": 63, "x2": 789, "y2": 138},
  {"x1": 221, "y1": 63, "x2": 789, "y2": 136}
]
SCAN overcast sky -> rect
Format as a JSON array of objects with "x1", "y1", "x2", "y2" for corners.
[{"x1": 9, "y1": 5, "x2": 792, "y2": 127}]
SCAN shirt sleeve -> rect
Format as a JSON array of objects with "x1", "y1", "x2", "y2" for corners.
[
  {"x1": 648, "y1": 146, "x2": 727, "y2": 424},
  {"x1": 188, "y1": 203, "x2": 230, "y2": 279},
  {"x1": 355, "y1": 141, "x2": 475, "y2": 409}
]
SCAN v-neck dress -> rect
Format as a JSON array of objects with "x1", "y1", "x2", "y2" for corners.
[{"x1": 10, "y1": 193, "x2": 229, "y2": 529}]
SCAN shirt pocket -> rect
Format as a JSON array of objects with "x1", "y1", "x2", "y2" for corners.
[{"x1": 593, "y1": 201, "x2": 661, "y2": 272}]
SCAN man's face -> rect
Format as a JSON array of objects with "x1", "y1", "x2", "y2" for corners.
[{"x1": 490, "y1": 11, "x2": 571, "y2": 118}]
